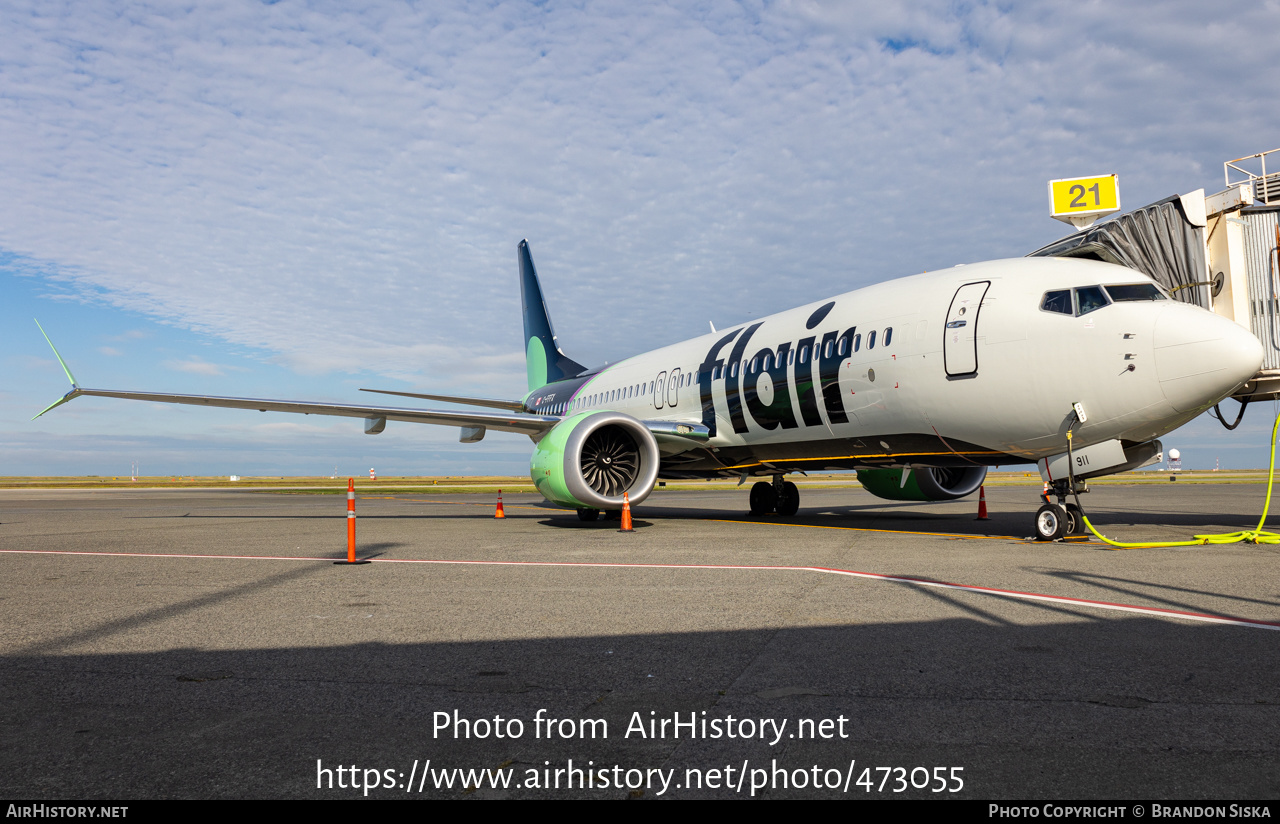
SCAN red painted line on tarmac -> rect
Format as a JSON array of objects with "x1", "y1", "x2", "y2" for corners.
[
  {"x1": 708, "y1": 517, "x2": 1031, "y2": 542},
  {"x1": 364, "y1": 497, "x2": 550, "y2": 511},
  {"x1": 4, "y1": 548, "x2": 1277, "y2": 632}
]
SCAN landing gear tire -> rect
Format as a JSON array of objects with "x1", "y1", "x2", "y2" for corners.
[
  {"x1": 776, "y1": 481, "x2": 800, "y2": 517},
  {"x1": 576, "y1": 508, "x2": 600, "y2": 522},
  {"x1": 1064, "y1": 503, "x2": 1086, "y2": 536},
  {"x1": 1034, "y1": 503, "x2": 1067, "y2": 541},
  {"x1": 749, "y1": 481, "x2": 777, "y2": 515}
]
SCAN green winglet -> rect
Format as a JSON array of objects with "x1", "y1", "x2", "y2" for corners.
[
  {"x1": 32, "y1": 319, "x2": 81, "y2": 420},
  {"x1": 35, "y1": 319, "x2": 78, "y2": 386},
  {"x1": 32, "y1": 390, "x2": 79, "y2": 421}
]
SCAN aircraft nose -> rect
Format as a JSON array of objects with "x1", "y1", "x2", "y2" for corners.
[{"x1": 1153, "y1": 304, "x2": 1263, "y2": 413}]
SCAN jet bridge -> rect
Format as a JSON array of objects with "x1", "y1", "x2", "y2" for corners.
[{"x1": 1029, "y1": 147, "x2": 1280, "y2": 404}]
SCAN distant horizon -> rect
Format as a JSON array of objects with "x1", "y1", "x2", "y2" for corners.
[{"x1": 1, "y1": 464, "x2": 1271, "y2": 480}]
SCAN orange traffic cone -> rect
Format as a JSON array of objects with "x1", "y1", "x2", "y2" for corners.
[
  {"x1": 1041, "y1": 483, "x2": 1051, "y2": 504},
  {"x1": 618, "y1": 492, "x2": 634, "y2": 533},
  {"x1": 335, "y1": 477, "x2": 369, "y2": 565},
  {"x1": 495, "y1": 489, "x2": 506, "y2": 519},
  {"x1": 975, "y1": 485, "x2": 990, "y2": 520}
]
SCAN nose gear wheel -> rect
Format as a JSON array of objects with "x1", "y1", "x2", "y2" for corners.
[{"x1": 1035, "y1": 503, "x2": 1067, "y2": 541}]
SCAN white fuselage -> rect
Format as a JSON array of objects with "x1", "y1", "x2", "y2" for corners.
[{"x1": 541, "y1": 257, "x2": 1262, "y2": 471}]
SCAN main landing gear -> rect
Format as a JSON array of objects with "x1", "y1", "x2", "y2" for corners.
[
  {"x1": 749, "y1": 476, "x2": 800, "y2": 517},
  {"x1": 1033, "y1": 480, "x2": 1087, "y2": 541},
  {"x1": 576, "y1": 507, "x2": 623, "y2": 522}
]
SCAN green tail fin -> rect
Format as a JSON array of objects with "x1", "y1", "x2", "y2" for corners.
[{"x1": 519, "y1": 241, "x2": 586, "y2": 391}]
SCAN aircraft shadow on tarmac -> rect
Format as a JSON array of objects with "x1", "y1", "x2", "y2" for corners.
[
  {"x1": 3, "y1": 610, "x2": 1279, "y2": 799},
  {"x1": 629, "y1": 504, "x2": 1272, "y2": 539},
  {"x1": 120, "y1": 496, "x2": 1278, "y2": 541},
  {"x1": 539, "y1": 519, "x2": 655, "y2": 530},
  {"x1": 1027, "y1": 569, "x2": 1280, "y2": 612}
]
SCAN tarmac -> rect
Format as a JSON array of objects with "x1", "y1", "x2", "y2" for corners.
[{"x1": 1, "y1": 482, "x2": 1278, "y2": 799}]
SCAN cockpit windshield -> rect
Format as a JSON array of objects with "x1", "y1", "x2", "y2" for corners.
[
  {"x1": 1041, "y1": 290, "x2": 1072, "y2": 315},
  {"x1": 1104, "y1": 283, "x2": 1167, "y2": 302},
  {"x1": 1041, "y1": 283, "x2": 1164, "y2": 317},
  {"x1": 1075, "y1": 285, "x2": 1109, "y2": 315}
]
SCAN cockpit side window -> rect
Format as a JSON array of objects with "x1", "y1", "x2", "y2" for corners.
[
  {"x1": 1041, "y1": 290, "x2": 1072, "y2": 315},
  {"x1": 1075, "y1": 285, "x2": 1110, "y2": 315},
  {"x1": 1104, "y1": 283, "x2": 1166, "y2": 302}
]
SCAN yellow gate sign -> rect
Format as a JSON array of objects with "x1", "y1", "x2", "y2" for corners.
[{"x1": 1048, "y1": 174, "x2": 1120, "y2": 230}]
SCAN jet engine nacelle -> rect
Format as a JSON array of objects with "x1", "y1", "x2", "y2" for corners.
[
  {"x1": 857, "y1": 466, "x2": 987, "y2": 502},
  {"x1": 530, "y1": 411, "x2": 661, "y2": 511}
]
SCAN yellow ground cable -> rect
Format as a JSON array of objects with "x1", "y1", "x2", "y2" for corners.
[{"x1": 1078, "y1": 413, "x2": 1280, "y2": 549}]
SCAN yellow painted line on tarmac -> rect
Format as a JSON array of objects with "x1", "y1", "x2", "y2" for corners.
[
  {"x1": 706, "y1": 517, "x2": 1100, "y2": 545},
  {"x1": 364, "y1": 496, "x2": 1104, "y2": 542},
  {"x1": 360, "y1": 496, "x2": 554, "y2": 512}
]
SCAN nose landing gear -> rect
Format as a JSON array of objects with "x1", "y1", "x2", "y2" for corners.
[{"x1": 1034, "y1": 480, "x2": 1088, "y2": 541}]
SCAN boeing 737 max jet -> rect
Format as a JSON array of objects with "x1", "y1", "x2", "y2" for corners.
[{"x1": 35, "y1": 240, "x2": 1263, "y2": 539}]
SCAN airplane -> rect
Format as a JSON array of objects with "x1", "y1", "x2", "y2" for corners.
[{"x1": 34, "y1": 240, "x2": 1263, "y2": 540}]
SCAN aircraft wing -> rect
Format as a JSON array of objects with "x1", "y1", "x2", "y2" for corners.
[
  {"x1": 36, "y1": 386, "x2": 559, "y2": 437},
  {"x1": 358, "y1": 388, "x2": 527, "y2": 412}
]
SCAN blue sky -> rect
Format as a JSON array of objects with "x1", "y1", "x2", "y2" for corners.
[{"x1": 3, "y1": 0, "x2": 1279, "y2": 476}]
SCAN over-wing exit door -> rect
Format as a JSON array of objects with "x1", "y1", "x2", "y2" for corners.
[{"x1": 943, "y1": 281, "x2": 990, "y2": 377}]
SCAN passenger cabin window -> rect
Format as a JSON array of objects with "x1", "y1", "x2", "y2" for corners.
[
  {"x1": 1041, "y1": 290, "x2": 1072, "y2": 315},
  {"x1": 884, "y1": 327, "x2": 893, "y2": 346},
  {"x1": 798, "y1": 347, "x2": 808, "y2": 365},
  {"x1": 1105, "y1": 283, "x2": 1166, "y2": 302},
  {"x1": 1075, "y1": 286, "x2": 1110, "y2": 315},
  {"x1": 868, "y1": 330, "x2": 876, "y2": 349},
  {"x1": 853, "y1": 334, "x2": 860, "y2": 352}
]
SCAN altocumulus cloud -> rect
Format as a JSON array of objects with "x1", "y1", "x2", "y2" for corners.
[
  {"x1": 162, "y1": 356, "x2": 231, "y2": 376},
  {"x1": 1, "y1": 0, "x2": 1278, "y2": 389}
]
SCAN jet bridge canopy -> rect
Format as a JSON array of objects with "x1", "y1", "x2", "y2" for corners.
[
  {"x1": 1027, "y1": 150, "x2": 1280, "y2": 403},
  {"x1": 1027, "y1": 193, "x2": 1210, "y2": 309}
]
